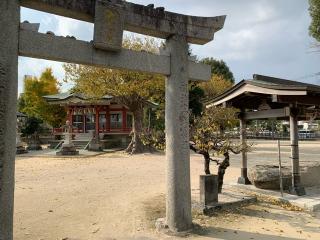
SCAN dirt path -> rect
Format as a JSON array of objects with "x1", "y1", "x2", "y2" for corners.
[{"x1": 14, "y1": 150, "x2": 320, "y2": 239}]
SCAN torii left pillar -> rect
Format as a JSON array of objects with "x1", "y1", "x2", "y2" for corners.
[{"x1": 0, "y1": 1, "x2": 20, "y2": 239}]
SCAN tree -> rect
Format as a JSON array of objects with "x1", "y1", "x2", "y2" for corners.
[
  {"x1": 189, "y1": 83, "x2": 205, "y2": 120},
  {"x1": 19, "y1": 68, "x2": 66, "y2": 127},
  {"x1": 190, "y1": 106, "x2": 250, "y2": 193},
  {"x1": 200, "y1": 58, "x2": 235, "y2": 83},
  {"x1": 21, "y1": 116, "x2": 43, "y2": 150},
  {"x1": 309, "y1": 0, "x2": 320, "y2": 42},
  {"x1": 64, "y1": 36, "x2": 165, "y2": 154},
  {"x1": 21, "y1": 117, "x2": 43, "y2": 137},
  {"x1": 199, "y1": 75, "x2": 233, "y2": 100}
]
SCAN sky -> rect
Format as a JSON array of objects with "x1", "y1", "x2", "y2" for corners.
[{"x1": 19, "y1": 0, "x2": 320, "y2": 94}]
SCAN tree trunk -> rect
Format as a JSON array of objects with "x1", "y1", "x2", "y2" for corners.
[
  {"x1": 189, "y1": 144, "x2": 211, "y2": 174},
  {"x1": 203, "y1": 151, "x2": 211, "y2": 175},
  {"x1": 126, "y1": 107, "x2": 145, "y2": 154},
  {"x1": 217, "y1": 152, "x2": 230, "y2": 193}
]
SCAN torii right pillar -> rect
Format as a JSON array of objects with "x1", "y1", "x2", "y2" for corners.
[
  {"x1": 165, "y1": 34, "x2": 192, "y2": 232},
  {"x1": 289, "y1": 108, "x2": 305, "y2": 196}
]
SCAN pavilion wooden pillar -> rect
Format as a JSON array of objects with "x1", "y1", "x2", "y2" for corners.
[
  {"x1": 68, "y1": 108, "x2": 73, "y2": 124},
  {"x1": 106, "y1": 106, "x2": 110, "y2": 132},
  {"x1": 289, "y1": 108, "x2": 305, "y2": 196},
  {"x1": 95, "y1": 106, "x2": 99, "y2": 136},
  {"x1": 122, "y1": 107, "x2": 127, "y2": 131},
  {"x1": 238, "y1": 115, "x2": 251, "y2": 184}
]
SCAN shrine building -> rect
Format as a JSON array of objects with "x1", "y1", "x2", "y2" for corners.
[{"x1": 44, "y1": 93, "x2": 142, "y2": 137}]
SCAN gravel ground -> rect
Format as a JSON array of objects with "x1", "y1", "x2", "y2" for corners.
[{"x1": 14, "y1": 140, "x2": 320, "y2": 239}]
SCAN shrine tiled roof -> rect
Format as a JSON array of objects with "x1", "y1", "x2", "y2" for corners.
[
  {"x1": 43, "y1": 92, "x2": 159, "y2": 107},
  {"x1": 43, "y1": 92, "x2": 113, "y2": 101}
]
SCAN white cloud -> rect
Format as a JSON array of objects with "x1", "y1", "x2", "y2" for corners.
[
  {"x1": 53, "y1": 15, "x2": 93, "y2": 41},
  {"x1": 19, "y1": 0, "x2": 320, "y2": 89}
]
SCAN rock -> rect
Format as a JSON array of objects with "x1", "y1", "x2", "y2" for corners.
[
  {"x1": 46, "y1": 31, "x2": 55, "y2": 36},
  {"x1": 248, "y1": 164, "x2": 320, "y2": 190},
  {"x1": 248, "y1": 165, "x2": 292, "y2": 190}
]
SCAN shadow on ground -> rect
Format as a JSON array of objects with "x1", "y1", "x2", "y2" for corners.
[
  {"x1": 142, "y1": 194, "x2": 320, "y2": 239},
  {"x1": 193, "y1": 226, "x2": 302, "y2": 240}
]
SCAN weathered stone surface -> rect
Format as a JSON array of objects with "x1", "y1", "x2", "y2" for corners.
[
  {"x1": 20, "y1": 0, "x2": 226, "y2": 45},
  {"x1": 18, "y1": 30, "x2": 211, "y2": 81},
  {"x1": 94, "y1": 0, "x2": 124, "y2": 51},
  {"x1": 200, "y1": 174, "x2": 218, "y2": 206},
  {"x1": 249, "y1": 164, "x2": 320, "y2": 190},
  {"x1": 248, "y1": 165, "x2": 292, "y2": 190},
  {"x1": 20, "y1": 21, "x2": 40, "y2": 32},
  {"x1": 0, "y1": 1, "x2": 20, "y2": 239},
  {"x1": 165, "y1": 35, "x2": 192, "y2": 232}
]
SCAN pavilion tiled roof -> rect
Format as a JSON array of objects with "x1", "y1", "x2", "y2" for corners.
[{"x1": 208, "y1": 74, "x2": 320, "y2": 107}]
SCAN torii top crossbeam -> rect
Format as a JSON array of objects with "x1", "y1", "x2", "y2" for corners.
[
  {"x1": 19, "y1": 0, "x2": 226, "y2": 81},
  {"x1": 20, "y1": 0, "x2": 226, "y2": 45}
]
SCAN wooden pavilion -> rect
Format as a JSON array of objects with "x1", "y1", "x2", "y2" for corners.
[{"x1": 207, "y1": 74, "x2": 320, "y2": 196}]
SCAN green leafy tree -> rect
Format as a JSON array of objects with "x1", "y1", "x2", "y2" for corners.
[
  {"x1": 309, "y1": 0, "x2": 320, "y2": 42},
  {"x1": 19, "y1": 68, "x2": 66, "y2": 127},
  {"x1": 21, "y1": 117, "x2": 43, "y2": 137},
  {"x1": 200, "y1": 75, "x2": 233, "y2": 100},
  {"x1": 64, "y1": 37, "x2": 165, "y2": 154},
  {"x1": 200, "y1": 58, "x2": 235, "y2": 83},
  {"x1": 189, "y1": 83, "x2": 205, "y2": 119},
  {"x1": 190, "y1": 106, "x2": 250, "y2": 193}
]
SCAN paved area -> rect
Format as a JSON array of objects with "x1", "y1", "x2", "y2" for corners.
[
  {"x1": 230, "y1": 184, "x2": 320, "y2": 212},
  {"x1": 230, "y1": 140, "x2": 320, "y2": 168}
]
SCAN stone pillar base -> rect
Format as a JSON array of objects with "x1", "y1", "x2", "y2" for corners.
[
  {"x1": 56, "y1": 146, "x2": 79, "y2": 156},
  {"x1": 200, "y1": 174, "x2": 218, "y2": 206},
  {"x1": 237, "y1": 168, "x2": 251, "y2": 185},
  {"x1": 155, "y1": 218, "x2": 193, "y2": 236},
  {"x1": 289, "y1": 186, "x2": 306, "y2": 196}
]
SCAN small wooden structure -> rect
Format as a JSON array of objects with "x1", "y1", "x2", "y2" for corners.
[{"x1": 207, "y1": 74, "x2": 320, "y2": 196}]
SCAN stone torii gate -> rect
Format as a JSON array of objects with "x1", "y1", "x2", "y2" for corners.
[{"x1": 0, "y1": 0, "x2": 225, "y2": 238}]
